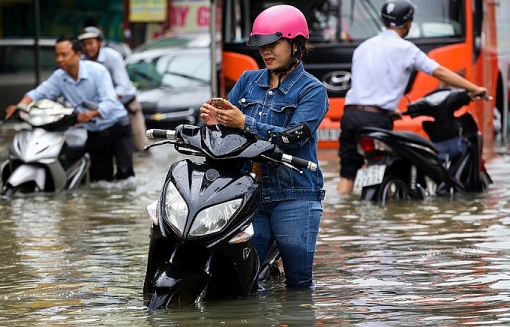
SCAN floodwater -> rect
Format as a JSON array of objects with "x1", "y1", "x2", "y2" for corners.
[{"x1": 0, "y1": 122, "x2": 509, "y2": 326}]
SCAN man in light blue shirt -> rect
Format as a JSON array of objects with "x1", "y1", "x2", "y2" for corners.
[
  {"x1": 78, "y1": 26, "x2": 150, "y2": 152},
  {"x1": 5, "y1": 35, "x2": 134, "y2": 182},
  {"x1": 337, "y1": 0, "x2": 487, "y2": 194}
]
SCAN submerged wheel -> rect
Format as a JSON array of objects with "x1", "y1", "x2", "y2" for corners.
[
  {"x1": 1, "y1": 183, "x2": 39, "y2": 200},
  {"x1": 146, "y1": 287, "x2": 196, "y2": 310},
  {"x1": 376, "y1": 176, "x2": 411, "y2": 203}
]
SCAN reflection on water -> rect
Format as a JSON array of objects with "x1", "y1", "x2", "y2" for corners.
[{"x1": 0, "y1": 123, "x2": 509, "y2": 326}]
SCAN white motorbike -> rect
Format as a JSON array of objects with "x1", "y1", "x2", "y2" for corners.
[{"x1": 0, "y1": 99, "x2": 91, "y2": 199}]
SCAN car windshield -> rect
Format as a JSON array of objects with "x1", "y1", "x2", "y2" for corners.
[
  {"x1": 126, "y1": 53, "x2": 211, "y2": 90},
  {"x1": 132, "y1": 33, "x2": 210, "y2": 53},
  {"x1": 224, "y1": 0, "x2": 463, "y2": 44}
]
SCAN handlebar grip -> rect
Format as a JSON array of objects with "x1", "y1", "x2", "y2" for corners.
[
  {"x1": 17, "y1": 103, "x2": 28, "y2": 111},
  {"x1": 473, "y1": 90, "x2": 486, "y2": 99},
  {"x1": 146, "y1": 129, "x2": 176, "y2": 140},
  {"x1": 281, "y1": 154, "x2": 317, "y2": 172}
]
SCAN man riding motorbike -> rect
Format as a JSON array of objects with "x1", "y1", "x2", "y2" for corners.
[{"x1": 336, "y1": 0, "x2": 487, "y2": 195}]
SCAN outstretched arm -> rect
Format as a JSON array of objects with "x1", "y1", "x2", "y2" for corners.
[
  {"x1": 5, "y1": 95, "x2": 33, "y2": 119},
  {"x1": 432, "y1": 66, "x2": 487, "y2": 98}
]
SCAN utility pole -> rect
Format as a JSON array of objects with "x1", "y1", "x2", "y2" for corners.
[{"x1": 33, "y1": 0, "x2": 41, "y2": 86}]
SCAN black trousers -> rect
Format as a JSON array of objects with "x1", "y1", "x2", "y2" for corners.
[
  {"x1": 86, "y1": 118, "x2": 135, "y2": 182},
  {"x1": 339, "y1": 108, "x2": 393, "y2": 179}
]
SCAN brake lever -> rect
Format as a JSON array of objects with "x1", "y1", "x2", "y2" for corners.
[
  {"x1": 144, "y1": 140, "x2": 173, "y2": 150},
  {"x1": 474, "y1": 95, "x2": 493, "y2": 101},
  {"x1": 281, "y1": 161, "x2": 304, "y2": 175},
  {"x1": 259, "y1": 153, "x2": 304, "y2": 175}
]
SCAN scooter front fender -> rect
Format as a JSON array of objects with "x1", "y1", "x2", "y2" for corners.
[
  {"x1": 360, "y1": 185, "x2": 379, "y2": 201},
  {"x1": 147, "y1": 261, "x2": 212, "y2": 310},
  {"x1": 4, "y1": 164, "x2": 46, "y2": 190}
]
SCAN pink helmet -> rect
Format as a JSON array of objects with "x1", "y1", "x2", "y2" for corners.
[{"x1": 247, "y1": 5, "x2": 309, "y2": 47}]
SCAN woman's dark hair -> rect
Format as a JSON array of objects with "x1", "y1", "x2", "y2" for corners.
[
  {"x1": 56, "y1": 35, "x2": 82, "y2": 53},
  {"x1": 293, "y1": 35, "x2": 313, "y2": 60}
]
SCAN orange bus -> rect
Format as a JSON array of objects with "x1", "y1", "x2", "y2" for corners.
[
  {"x1": 214, "y1": 0, "x2": 502, "y2": 149},
  {"x1": 495, "y1": 0, "x2": 510, "y2": 142}
]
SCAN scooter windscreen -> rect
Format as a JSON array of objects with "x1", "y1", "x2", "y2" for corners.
[{"x1": 196, "y1": 125, "x2": 274, "y2": 159}]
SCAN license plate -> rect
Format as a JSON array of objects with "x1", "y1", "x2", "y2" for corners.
[
  {"x1": 318, "y1": 128, "x2": 341, "y2": 141},
  {"x1": 354, "y1": 164, "x2": 386, "y2": 188}
]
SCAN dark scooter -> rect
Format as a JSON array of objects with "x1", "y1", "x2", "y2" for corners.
[
  {"x1": 0, "y1": 99, "x2": 92, "y2": 199},
  {"x1": 142, "y1": 123, "x2": 316, "y2": 310},
  {"x1": 354, "y1": 88, "x2": 492, "y2": 203}
]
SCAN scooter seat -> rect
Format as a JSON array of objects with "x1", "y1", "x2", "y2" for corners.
[
  {"x1": 392, "y1": 131, "x2": 437, "y2": 151},
  {"x1": 360, "y1": 127, "x2": 438, "y2": 153}
]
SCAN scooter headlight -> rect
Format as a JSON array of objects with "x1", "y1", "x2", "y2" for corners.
[
  {"x1": 163, "y1": 182, "x2": 189, "y2": 234},
  {"x1": 190, "y1": 199, "x2": 243, "y2": 237}
]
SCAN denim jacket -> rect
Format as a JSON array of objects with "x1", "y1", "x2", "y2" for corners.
[{"x1": 228, "y1": 62, "x2": 328, "y2": 203}]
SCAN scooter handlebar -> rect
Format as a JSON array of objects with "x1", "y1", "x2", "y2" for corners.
[
  {"x1": 146, "y1": 129, "x2": 176, "y2": 140},
  {"x1": 281, "y1": 154, "x2": 317, "y2": 172}
]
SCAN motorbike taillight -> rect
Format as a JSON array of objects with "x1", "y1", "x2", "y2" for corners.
[
  {"x1": 358, "y1": 137, "x2": 376, "y2": 153},
  {"x1": 357, "y1": 137, "x2": 389, "y2": 161}
]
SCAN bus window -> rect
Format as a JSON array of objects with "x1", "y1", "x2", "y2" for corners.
[
  {"x1": 411, "y1": 0, "x2": 463, "y2": 38},
  {"x1": 220, "y1": 0, "x2": 497, "y2": 148},
  {"x1": 223, "y1": 0, "x2": 464, "y2": 46}
]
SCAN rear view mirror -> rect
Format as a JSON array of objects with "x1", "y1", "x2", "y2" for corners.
[{"x1": 82, "y1": 100, "x2": 99, "y2": 110}]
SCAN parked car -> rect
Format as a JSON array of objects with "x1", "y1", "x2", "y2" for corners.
[
  {"x1": 126, "y1": 32, "x2": 214, "y2": 129},
  {"x1": 132, "y1": 32, "x2": 210, "y2": 53},
  {"x1": 0, "y1": 38, "x2": 131, "y2": 115}
]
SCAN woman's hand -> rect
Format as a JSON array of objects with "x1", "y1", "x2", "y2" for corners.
[
  {"x1": 200, "y1": 100, "x2": 245, "y2": 129},
  {"x1": 200, "y1": 101, "x2": 220, "y2": 126}
]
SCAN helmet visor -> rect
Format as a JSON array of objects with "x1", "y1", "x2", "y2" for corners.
[{"x1": 247, "y1": 32, "x2": 282, "y2": 47}]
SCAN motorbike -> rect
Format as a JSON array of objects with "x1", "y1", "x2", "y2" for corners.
[
  {"x1": 354, "y1": 88, "x2": 492, "y2": 203},
  {"x1": 0, "y1": 99, "x2": 92, "y2": 199},
  {"x1": 142, "y1": 123, "x2": 316, "y2": 310}
]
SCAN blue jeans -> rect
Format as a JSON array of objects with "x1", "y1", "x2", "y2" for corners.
[{"x1": 252, "y1": 199, "x2": 322, "y2": 288}]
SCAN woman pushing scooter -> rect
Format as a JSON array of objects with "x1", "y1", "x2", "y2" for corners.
[{"x1": 200, "y1": 4, "x2": 328, "y2": 289}]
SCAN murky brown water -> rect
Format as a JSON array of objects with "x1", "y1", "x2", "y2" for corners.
[{"x1": 0, "y1": 122, "x2": 509, "y2": 326}]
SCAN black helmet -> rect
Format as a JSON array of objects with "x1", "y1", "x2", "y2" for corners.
[
  {"x1": 78, "y1": 26, "x2": 104, "y2": 41},
  {"x1": 381, "y1": 0, "x2": 416, "y2": 28}
]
